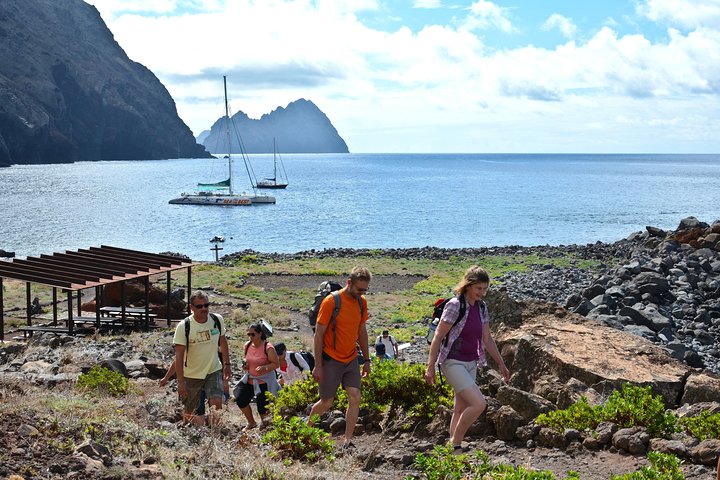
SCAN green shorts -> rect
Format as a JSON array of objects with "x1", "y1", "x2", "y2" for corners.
[{"x1": 181, "y1": 369, "x2": 222, "y2": 412}]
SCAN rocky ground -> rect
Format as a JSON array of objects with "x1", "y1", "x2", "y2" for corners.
[{"x1": 2, "y1": 217, "x2": 720, "y2": 479}]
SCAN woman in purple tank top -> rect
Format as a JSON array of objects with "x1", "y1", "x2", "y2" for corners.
[{"x1": 425, "y1": 266, "x2": 510, "y2": 453}]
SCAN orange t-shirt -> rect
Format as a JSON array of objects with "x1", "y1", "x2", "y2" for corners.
[{"x1": 317, "y1": 289, "x2": 368, "y2": 363}]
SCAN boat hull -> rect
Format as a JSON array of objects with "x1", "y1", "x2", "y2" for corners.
[
  {"x1": 169, "y1": 193, "x2": 275, "y2": 205},
  {"x1": 256, "y1": 182, "x2": 288, "y2": 189}
]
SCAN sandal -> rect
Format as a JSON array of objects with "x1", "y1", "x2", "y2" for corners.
[{"x1": 242, "y1": 422, "x2": 258, "y2": 432}]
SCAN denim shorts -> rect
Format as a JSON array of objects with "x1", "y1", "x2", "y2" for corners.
[{"x1": 440, "y1": 358, "x2": 478, "y2": 393}]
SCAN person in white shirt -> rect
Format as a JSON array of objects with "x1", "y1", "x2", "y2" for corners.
[
  {"x1": 375, "y1": 330, "x2": 399, "y2": 360},
  {"x1": 274, "y1": 342, "x2": 310, "y2": 386}
]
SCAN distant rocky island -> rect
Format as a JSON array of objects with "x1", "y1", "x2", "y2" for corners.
[
  {"x1": 0, "y1": 0, "x2": 210, "y2": 165},
  {"x1": 197, "y1": 99, "x2": 349, "y2": 154}
]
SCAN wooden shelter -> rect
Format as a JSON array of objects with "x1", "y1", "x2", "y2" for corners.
[{"x1": 0, "y1": 246, "x2": 194, "y2": 341}]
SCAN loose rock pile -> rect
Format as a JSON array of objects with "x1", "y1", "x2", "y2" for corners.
[{"x1": 561, "y1": 217, "x2": 720, "y2": 373}]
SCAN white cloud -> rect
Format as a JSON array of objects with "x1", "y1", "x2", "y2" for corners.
[
  {"x1": 638, "y1": 0, "x2": 720, "y2": 29},
  {"x1": 413, "y1": 0, "x2": 442, "y2": 8},
  {"x1": 463, "y1": 0, "x2": 515, "y2": 33},
  {"x1": 88, "y1": 0, "x2": 720, "y2": 152},
  {"x1": 542, "y1": 13, "x2": 577, "y2": 39}
]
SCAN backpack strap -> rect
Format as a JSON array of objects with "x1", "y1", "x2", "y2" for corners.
[
  {"x1": 289, "y1": 351, "x2": 303, "y2": 370},
  {"x1": 184, "y1": 313, "x2": 222, "y2": 366},
  {"x1": 244, "y1": 339, "x2": 269, "y2": 358},
  {"x1": 329, "y1": 291, "x2": 342, "y2": 350},
  {"x1": 441, "y1": 295, "x2": 466, "y2": 347}
]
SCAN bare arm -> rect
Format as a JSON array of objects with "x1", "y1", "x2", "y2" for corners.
[
  {"x1": 219, "y1": 335, "x2": 231, "y2": 381},
  {"x1": 159, "y1": 360, "x2": 176, "y2": 386},
  {"x1": 482, "y1": 326, "x2": 510, "y2": 382},
  {"x1": 358, "y1": 325, "x2": 370, "y2": 376},
  {"x1": 313, "y1": 323, "x2": 328, "y2": 382},
  {"x1": 256, "y1": 345, "x2": 280, "y2": 375},
  {"x1": 425, "y1": 320, "x2": 453, "y2": 384},
  {"x1": 175, "y1": 344, "x2": 187, "y2": 398}
]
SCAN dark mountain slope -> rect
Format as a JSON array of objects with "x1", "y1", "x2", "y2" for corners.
[{"x1": 0, "y1": 0, "x2": 210, "y2": 164}]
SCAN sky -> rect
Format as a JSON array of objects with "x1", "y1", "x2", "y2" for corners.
[{"x1": 86, "y1": 0, "x2": 720, "y2": 153}]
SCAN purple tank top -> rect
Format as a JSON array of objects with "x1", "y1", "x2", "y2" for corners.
[{"x1": 446, "y1": 302, "x2": 483, "y2": 361}]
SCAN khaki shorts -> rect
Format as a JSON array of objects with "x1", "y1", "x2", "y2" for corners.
[
  {"x1": 440, "y1": 359, "x2": 478, "y2": 393},
  {"x1": 319, "y1": 355, "x2": 361, "y2": 400},
  {"x1": 181, "y1": 369, "x2": 223, "y2": 412}
]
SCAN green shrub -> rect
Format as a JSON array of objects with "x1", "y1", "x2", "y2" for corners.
[
  {"x1": 600, "y1": 384, "x2": 677, "y2": 438},
  {"x1": 408, "y1": 444, "x2": 580, "y2": 480},
  {"x1": 679, "y1": 410, "x2": 720, "y2": 441},
  {"x1": 75, "y1": 366, "x2": 129, "y2": 396},
  {"x1": 536, "y1": 384, "x2": 677, "y2": 439},
  {"x1": 536, "y1": 397, "x2": 602, "y2": 432},
  {"x1": 261, "y1": 415, "x2": 334, "y2": 462},
  {"x1": 361, "y1": 360, "x2": 453, "y2": 418},
  {"x1": 610, "y1": 451, "x2": 684, "y2": 480},
  {"x1": 272, "y1": 376, "x2": 319, "y2": 413}
]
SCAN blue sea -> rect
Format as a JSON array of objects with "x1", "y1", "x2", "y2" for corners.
[{"x1": 1, "y1": 153, "x2": 719, "y2": 262}]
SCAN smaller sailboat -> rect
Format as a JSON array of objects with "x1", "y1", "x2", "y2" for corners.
[
  {"x1": 255, "y1": 138, "x2": 289, "y2": 189},
  {"x1": 169, "y1": 76, "x2": 275, "y2": 206}
]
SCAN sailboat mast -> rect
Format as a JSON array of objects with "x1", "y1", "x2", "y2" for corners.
[
  {"x1": 223, "y1": 75, "x2": 233, "y2": 195},
  {"x1": 273, "y1": 137, "x2": 278, "y2": 180}
]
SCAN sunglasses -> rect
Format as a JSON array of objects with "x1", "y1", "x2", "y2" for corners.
[
  {"x1": 247, "y1": 332, "x2": 256, "y2": 337},
  {"x1": 193, "y1": 303, "x2": 210, "y2": 309}
]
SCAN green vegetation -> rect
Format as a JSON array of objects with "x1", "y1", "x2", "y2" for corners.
[
  {"x1": 272, "y1": 360, "x2": 452, "y2": 421},
  {"x1": 262, "y1": 415, "x2": 334, "y2": 462},
  {"x1": 75, "y1": 366, "x2": 129, "y2": 397},
  {"x1": 362, "y1": 360, "x2": 453, "y2": 418},
  {"x1": 678, "y1": 410, "x2": 720, "y2": 441},
  {"x1": 408, "y1": 443, "x2": 581, "y2": 480},
  {"x1": 610, "y1": 452, "x2": 684, "y2": 480},
  {"x1": 536, "y1": 384, "x2": 678, "y2": 438}
]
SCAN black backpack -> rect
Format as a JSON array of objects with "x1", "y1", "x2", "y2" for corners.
[
  {"x1": 184, "y1": 313, "x2": 221, "y2": 366},
  {"x1": 308, "y1": 281, "x2": 343, "y2": 327},
  {"x1": 289, "y1": 350, "x2": 315, "y2": 372},
  {"x1": 426, "y1": 296, "x2": 470, "y2": 345}
]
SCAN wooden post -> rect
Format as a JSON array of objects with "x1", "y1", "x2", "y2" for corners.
[
  {"x1": 166, "y1": 271, "x2": 171, "y2": 327},
  {"x1": 26, "y1": 282, "x2": 31, "y2": 327},
  {"x1": 144, "y1": 276, "x2": 150, "y2": 332},
  {"x1": 67, "y1": 290, "x2": 74, "y2": 335},
  {"x1": 187, "y1": 266, "x2": 192, "y2": 315},
  {"x1": 0, "y1": 277, "x2": 4, "y2": 342},
  {"x1": 52, "y1": 288, "x2": 57, "y2": 326}
]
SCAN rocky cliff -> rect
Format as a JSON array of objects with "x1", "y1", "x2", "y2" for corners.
[
  {"x1": 0, "y1": 0, "x2": 211, "y2": 164},
  {"x1": 199, "y1": 99, "x2": 350, "y2": 154}
]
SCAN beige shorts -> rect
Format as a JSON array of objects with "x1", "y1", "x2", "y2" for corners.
[{"x1": 440, "y1": 358, "x2": 478, "y2": 393}]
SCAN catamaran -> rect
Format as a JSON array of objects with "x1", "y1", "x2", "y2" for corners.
[{"x1": 169, "y1": 76, "x2": 275, "y2": 206}]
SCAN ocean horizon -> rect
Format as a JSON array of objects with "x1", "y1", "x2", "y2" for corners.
[{"x1": 2, "y1": 153, "x2": 719, "y2": 262}]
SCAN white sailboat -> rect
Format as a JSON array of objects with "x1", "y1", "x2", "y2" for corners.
[
  {"x1": 169, "y1": 76, "x2": 275, "y2": 206},
  {"x1": 255, "y1": 138, "x2": 289, "y2": 189}
]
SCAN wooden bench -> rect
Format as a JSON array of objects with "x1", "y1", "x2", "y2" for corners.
[{"x1": 19, "y1": 325, "x2": 71, "y2": 338}]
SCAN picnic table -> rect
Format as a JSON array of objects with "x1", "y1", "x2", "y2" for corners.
[{"x1": 99, "y1": 306, "x2": 157, "y2": 319}]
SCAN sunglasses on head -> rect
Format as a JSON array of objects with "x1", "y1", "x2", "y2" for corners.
[{"x1": 193, "y1": 302, "x2": 210, "y2": 309}]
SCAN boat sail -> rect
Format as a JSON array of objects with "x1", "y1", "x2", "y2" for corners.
[
  {"x1": 169, "y1": 76, "x2": 275, "y2": 206},
  {"x1": 255, "y1": 138, "x2": 289, "y2": 189}
]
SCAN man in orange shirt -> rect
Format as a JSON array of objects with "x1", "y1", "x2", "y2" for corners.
[{"x1": 309, "y1": 266, "x2": 372, "y2": 449}]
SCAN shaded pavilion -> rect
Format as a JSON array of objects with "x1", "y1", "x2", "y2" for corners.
[{"x1": 0, "y1": 245, "x2": 194, "y2": 341}]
